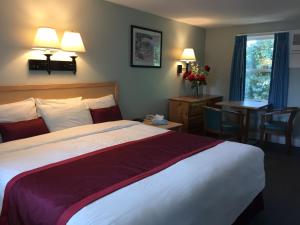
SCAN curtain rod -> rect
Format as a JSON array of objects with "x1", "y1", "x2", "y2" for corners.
[{"x1": 236, "y1": 30, "x2": 291, "y2": 37}]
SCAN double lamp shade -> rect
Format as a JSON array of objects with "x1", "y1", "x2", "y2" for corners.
[{"x1": 33, "y1": 27, "x2": 86, "y2": 53}]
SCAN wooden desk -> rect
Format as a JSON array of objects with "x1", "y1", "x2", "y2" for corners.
[
  {"x1": 143, "y1": 120, "x2": 183, "y2": 132},
  {"x1": 216, "y1": 100, "x2": 269, "y2": 142}
]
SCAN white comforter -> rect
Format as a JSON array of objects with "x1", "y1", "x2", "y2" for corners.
[{"x1": 0, "y1": 120, "x2": 265, "y2": 225}]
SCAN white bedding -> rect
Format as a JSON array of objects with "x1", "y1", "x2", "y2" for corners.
[{"x1": 0, "y1": 120, "x2": 265, "y2": 225}]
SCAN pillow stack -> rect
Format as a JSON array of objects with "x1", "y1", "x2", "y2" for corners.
[
  {"x1": 0, "y1": 95, "x2": 123, "y2": 143},
  {"x1": 0, "y1": 98, "x2": 49, "y2": 142}
]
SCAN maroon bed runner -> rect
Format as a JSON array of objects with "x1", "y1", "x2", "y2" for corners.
[{"x1": 0, "y1": 131, "x2": 222, "y2": 225}]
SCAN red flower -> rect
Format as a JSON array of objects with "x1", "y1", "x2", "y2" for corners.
[
  {"x1": 204, "y1": 65, "x2": 211, "y2": 72},
  {"x1": 195, "y1": 74, "x2": 201, "y2": 81},
  {"x1": 199, "y1": 74, "x2": 206, "y2": 81},
  {"x1": 183, "y1": 71, "x2": 191, "y2": 79},
  {"x1": 188, "y1": 74, "x2": 196, "y2": 81}
]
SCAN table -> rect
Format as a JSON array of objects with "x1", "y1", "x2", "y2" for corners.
[
  {"x1": 216, "y1": 100, "x2": 269, "y2": 142},
  {"x1": 143, "y1": 119, "x2": 183, "y2": 132}
]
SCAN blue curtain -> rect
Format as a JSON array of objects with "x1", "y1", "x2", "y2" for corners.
[
  {"x1": 229, "y1": 35, "x2": 247, "y2": 101},
  {"x1": 268, "y1": 32, "x2": 289, "y2": 109}
]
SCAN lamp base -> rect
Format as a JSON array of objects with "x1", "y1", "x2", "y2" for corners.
[
  {"x1": 186, "y1": 62, "x2": 190, "y2": 73},
  {"x1": 70, "y1": 56, "x2": 77, "y2": 74},
  {"x1": 177, "y1": 65, "x2": 182, "y2": 74},
  {"x1": 44, "y1": 53, "x2": 52, "y2": 75}
]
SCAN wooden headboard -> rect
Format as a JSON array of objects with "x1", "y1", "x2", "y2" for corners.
[{"x1": 0, "y1": 82, "x2": 118, "y2": 104}]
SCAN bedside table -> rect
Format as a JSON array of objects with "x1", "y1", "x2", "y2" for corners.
[{"x1": 143, "y1": 120, "x2": 183, "y2": 132}]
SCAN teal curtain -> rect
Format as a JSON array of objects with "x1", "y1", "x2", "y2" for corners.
[
  {"x1": 229, "y1": 36, "x2": 247, "y2": 101},
  {"x1": 269, "y1": 32, "x2": 289, "y2": 109}
]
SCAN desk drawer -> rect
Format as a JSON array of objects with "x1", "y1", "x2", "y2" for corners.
[
  {"x1": 188, "y1": 116, "x2": 203, "y2": 129},
  {"x1": 168, "y1": 100, "x2": 189, "y2": 123},
  {"x1": 189, "y1": 102, "x2": 205, "y2": 116}
]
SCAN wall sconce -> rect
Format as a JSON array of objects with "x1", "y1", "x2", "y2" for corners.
[
  {"x1": 177, "y1": 48, "x2": 196, "y2": 74},
  {"x1": 28, "y1": 27, "x2": 86, "y2": 74}
]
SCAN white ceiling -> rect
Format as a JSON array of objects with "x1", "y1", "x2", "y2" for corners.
[{"x1": 106, "y1": 0, "x2": 300, "y2": 28}]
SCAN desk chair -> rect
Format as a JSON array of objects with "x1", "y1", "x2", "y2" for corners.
[
  {"x1": 260, "y1": 107, "x2": 299, "y2": 152},
  {"x1": 203, "y1": 106, "x2": 244, "y2": 142}
]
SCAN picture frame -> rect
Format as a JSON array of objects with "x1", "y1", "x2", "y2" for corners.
[{"x1": 131, "y1": 25, "x2": 162, "y2": 68}]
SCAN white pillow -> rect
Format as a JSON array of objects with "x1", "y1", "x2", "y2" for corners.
[
  {"x1": 35, "y1": 97, "x2": 82, "y2": 106},
  {"x1": 38, "y1": 102, "x2": 93, "y2": 132},
  {"x1": 83, "y1": 95, "x2": 116, "y2": 109},
  {"x1": 35, "y1": 97, "x2": 82, "y2": 116},
  {"x1": 0, "y1": 98, "x2": 37, "y2": 123}
]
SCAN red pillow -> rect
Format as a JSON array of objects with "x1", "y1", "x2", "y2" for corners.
[
  {"x1": 0, "y1": 118, "x2": 49, "y2": 142},
  {"x1": 90, "y1": 105, "x2": 123, "y2": 124}
]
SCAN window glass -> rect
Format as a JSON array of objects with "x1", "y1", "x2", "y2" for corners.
[{"x1": 245, "y1": 35, "x2": 274, "y2": 101}]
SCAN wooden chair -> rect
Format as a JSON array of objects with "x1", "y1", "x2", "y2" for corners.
[
  {"x1": 260, "y1": 107, "x2": 299, "y2": 152},
  {"x1": 203, "y1": 106, "x2": 244, "y2": 142}
]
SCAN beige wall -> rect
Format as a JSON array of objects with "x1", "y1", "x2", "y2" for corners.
[
  {"x1": 0, "y1": 0, "x2": 206, "y2": 118},
  {"x1": 205, "y1": 20, "x2": 300, "y2": 146}
]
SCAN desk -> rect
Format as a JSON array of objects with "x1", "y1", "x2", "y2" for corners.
[
  {"x1": 216, "y1": 100, "x2": 269, "y2": 142},
  {"x1": 168, "y1": 95, "x2": 223, "y2": 132}
]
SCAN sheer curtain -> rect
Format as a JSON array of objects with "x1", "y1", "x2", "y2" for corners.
[
  {"x1": 229, "y1": 35, "x2": 247, "y2": 101},
  {"x1": 268, "y1": 32, "x2": 290, "y2": 109}
]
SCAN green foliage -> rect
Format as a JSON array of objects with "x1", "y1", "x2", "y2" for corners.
[
  {"x1": 245, "y1": 38, "x2": 274, "y2": 101},
  {"x1": 245, "y1": 71, "x2": 271, "y2": 101}
]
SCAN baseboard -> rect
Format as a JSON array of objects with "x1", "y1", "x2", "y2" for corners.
[
  {"x1": 249, "y1": 133, "x2": 300, "y2": 148},
  {"x1": 269, "y1": 135, "x2": 300, "y2": 147}
]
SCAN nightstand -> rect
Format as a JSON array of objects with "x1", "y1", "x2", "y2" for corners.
[{"x1": 143, "y1": 120, "x2": 183, "y2": 132}]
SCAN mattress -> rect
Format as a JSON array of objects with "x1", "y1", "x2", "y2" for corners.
[{"x1": 0, "y1": 120, "x2": 265, "y2": 225}]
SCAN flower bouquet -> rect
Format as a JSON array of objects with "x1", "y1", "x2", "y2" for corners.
[{"x1": 183, "y1": 63, "x2": 211, "y2": 97}]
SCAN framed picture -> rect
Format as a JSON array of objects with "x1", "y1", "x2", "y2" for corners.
[{"x1": 131, "y1": 25, "x2": 162, "y2": 68}]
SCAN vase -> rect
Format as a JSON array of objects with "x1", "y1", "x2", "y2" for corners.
[
  {"x1": 195, "y1": 85, "x2": 201, "y2": 97},
  {"x1": 194, "y1": 85, "x2": 203, "y2": 97},
  {"x1": 202, "y1": 85, "x2": 207, "y2": 96}
]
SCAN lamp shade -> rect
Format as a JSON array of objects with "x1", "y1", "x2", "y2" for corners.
[
  {"x1": 180, "y1": 48, "x2": 196, "y2": 62},
  {"x1": 33, "y1": 27, "x2": 60, "y2": 49},
  {"x1": 61, "y1": 31, "x2": 86, "y2": 52}
]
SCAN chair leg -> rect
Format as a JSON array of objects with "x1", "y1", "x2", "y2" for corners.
[
  {"x1": 260, "y1": 129, "x2": 265, "y2": 148},
  {"x1": 238, "y1": 133, "x2": 242, "y2": 143},
  {"x1": 286, "y1": 133, "x2": 292, "y2": 153},
  {"x1": 219, "y1": 133, "x2": 223, "y2": 139},
  {"x1": 265, "y1": 133, "x2": 269, "y2": 143}
]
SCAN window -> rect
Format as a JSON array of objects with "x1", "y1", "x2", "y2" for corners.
[{"x1": 245, "y1": 35, "x2": 274, "y2": 101}]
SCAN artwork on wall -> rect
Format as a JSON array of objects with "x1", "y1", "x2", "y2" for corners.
[{"x1": 131, "y1": 25, "x2": 162, "y2": 68}]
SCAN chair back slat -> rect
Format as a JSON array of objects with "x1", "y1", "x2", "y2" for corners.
[
  {"x1": 203, "y1": 106, "x2": 222, "y2": 133},
  {"x1": 288, "y1": 108, "x2": 299, "y2": 129}
]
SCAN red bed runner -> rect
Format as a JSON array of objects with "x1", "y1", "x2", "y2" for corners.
[{"x1": 0, "y1": 131, "x2": 222, "y2": 225}]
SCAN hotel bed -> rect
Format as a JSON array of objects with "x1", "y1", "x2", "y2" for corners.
[{"x1": 0, "y1": 83, "x2": 265, "y2": 225}]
